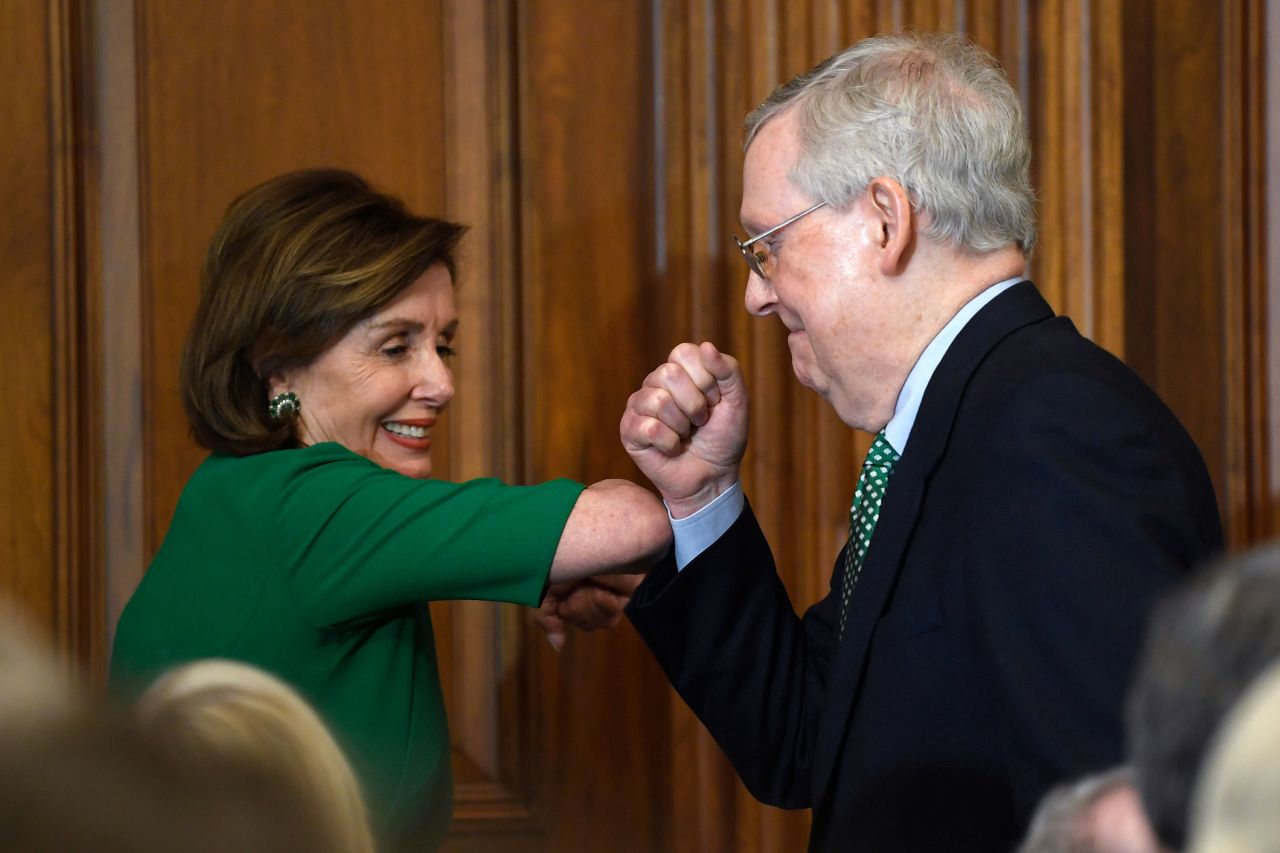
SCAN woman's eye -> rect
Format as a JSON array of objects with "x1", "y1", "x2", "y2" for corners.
[
  {"x1": 382, "y1": 344, "x2": 409, "y2": 358},
  {"x1": 436, "y1": 345, "x2": 457, "y2": 360}
]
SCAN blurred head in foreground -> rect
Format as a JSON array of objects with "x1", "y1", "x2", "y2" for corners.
[
  {"x1": 0, "y1": 601, "x2": 76, "y2": 729},
  {"x1": 1188, "y1": 661, "x2": 1280, "y2": 853},
  {"x1": 0, "y1": 710, "x2": 332, "y2": 853},
  {"x1": 1019, "y1": 766, "x2": 1164, "y2": 853},
  {"x1": 138, "y1": 659, "x2": 376, "y2": 853},
  {"x1": 1127, "y1": 542, "x2": 1280, "y2": 849}
]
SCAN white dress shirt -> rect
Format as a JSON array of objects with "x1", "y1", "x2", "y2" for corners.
[{"x1": 671, "y1": 277, "x2": 1023, "y2": 570}]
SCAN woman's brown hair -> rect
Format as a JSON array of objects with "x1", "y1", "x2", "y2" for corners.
[{"x1": 181, "y1": 168, "x2": 466, "y2": 456}]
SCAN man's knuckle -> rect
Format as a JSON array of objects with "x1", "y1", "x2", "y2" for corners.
[{"x1": 669, "y1": 342, "x2": 697, "y2": 360}]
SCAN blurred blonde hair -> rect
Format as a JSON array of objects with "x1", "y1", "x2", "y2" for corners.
[
  {"x1": 1188, "y1": 660, "x2": 1280, "y2": 853},
  {"x1": 0, "y1": 601, "x2": 76, "y2": 729},
  {"x1": 138, "y1": 659, "x2": 376, "y2": 853}
]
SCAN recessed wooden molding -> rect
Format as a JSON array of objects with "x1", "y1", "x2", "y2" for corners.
[
  {"x1": 50, "y1": 0, "x2": 106, "y2": 681},
  {"x1": 93, "y1": 0, "x2": 147, "y2": 650}
]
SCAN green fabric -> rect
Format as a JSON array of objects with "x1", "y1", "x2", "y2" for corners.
[
  {"x1": 110, "y1": 442, "x2": 584, "y2": 847},
  {"x1": 837, "y1": 431, "x2": 900, "y2": 640}
]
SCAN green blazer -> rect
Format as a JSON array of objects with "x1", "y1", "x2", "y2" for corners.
[{"x1": 111, "y1": 442, "x2": 583, "y2": 848}]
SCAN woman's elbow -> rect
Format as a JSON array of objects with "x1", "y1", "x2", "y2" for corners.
[
  {"x1": 551, "y1": 480, "x2": 672, "y2": 582},
  {"x1": 588, "y1": 479, "x2": 671, "y2": 564}
]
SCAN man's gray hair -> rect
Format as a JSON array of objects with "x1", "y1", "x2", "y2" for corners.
[{"x1": 745, "y1": 31, "x2": 1037, "y2": 255}]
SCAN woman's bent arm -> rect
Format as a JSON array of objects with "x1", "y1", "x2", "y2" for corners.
[{"x1": 548, "y1": 480, "x2": 672, "y2": 583}]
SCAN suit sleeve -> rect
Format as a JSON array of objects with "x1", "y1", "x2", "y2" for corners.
[
  {"x1": 626, "y1": 501, "x2": 838, "y2": 809},
  {"x1": 962, "y1": 370, "x2": 1219, "y2": 820}
]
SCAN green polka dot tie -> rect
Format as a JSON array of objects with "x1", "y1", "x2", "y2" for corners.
[{"x1": 838, "y1": 431, "x2": 900, "y2": 641}]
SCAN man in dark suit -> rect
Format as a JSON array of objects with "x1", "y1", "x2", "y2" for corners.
[{"x1": 619, "y1": 32, "x2": 1222, "y2": 852}]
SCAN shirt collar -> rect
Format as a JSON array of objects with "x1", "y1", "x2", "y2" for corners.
[{"x1": 882, "y1": 277, "x2": 1023, "y2": 455}]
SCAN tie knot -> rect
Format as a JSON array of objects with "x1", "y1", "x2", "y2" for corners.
[{"x1": 862, "y1": 431, "x2": 900, "y2": 471}]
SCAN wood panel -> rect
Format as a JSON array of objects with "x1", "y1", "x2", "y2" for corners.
[
  {"x1": 95, "y1": 0, "x2": 146, "y2": 639},
  {"x1": 49, "y1": 0, "x2": 104, "y2": 682},
  {"x1": 1226, "y1": 0, "x2": 1275, "y2": 543},
  {"x1": 1122, "y1": 0, "x2": 1228, "y2": 519},
  {"x1": 1, "y1": 0, "x2": 59, "y2": 634},
  {"x1": 1028, "y1": 0, "x2": 1126, "y2": 352},
  {"x1": 1267, "y1": 0, "x2": 1280, "y2": 538},
  {"x1": 0, "y1": 0, "x2": 102, "y2": 676},
  {"x1": 1120, "y1": 0, "x2": 1270, "y2": 545}
]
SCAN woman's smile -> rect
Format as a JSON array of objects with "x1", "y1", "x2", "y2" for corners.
[{"x1": 382, "y1": 418, "x2": 435, "y2": 450}]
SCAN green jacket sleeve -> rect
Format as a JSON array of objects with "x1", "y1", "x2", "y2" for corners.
[{"x1": 277, "y1": 446, "x2": 585, "y2": 627}]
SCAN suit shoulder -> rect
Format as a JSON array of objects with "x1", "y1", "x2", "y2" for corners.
[
  {"x1": 965, "y1": 316, "x2": 1180, "y2": 429},
  {"x1": 950, "y1": 316, "x2": 1221, "y2": 545}
]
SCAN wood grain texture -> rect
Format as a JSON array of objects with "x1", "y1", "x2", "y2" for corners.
[
  {"x1": 94, "y1": 0, "x2": 147, "y2": 640},
  {"x1": 1, "y1": 0, "x2": 58, "y2": 632},
  {"x1": 1121, "y1": 0, "x2": 1233, "y2": 539},
  {"x1": 1223, "y1": 0, "x2": 1274, "y2": 544},
  {"x1": 0, "y1": 0, "x2": 101, "y2": 679},
  {"x1": 49, "y1": 0, "x2": 105, "y2": 680},
  {"x1": 1267, "y1": 0, "x2": 1280, "y2": 538},
  {"x1": 1026, "y1": 0, "x2": 1126, "y2": 354}
]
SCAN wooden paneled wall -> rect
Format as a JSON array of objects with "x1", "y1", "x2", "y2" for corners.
[
  {"x1": 1, "y1": 1, "x2": 1276, "y2": 851},
  {"x1": 1, "y1": 0, "x2": 101, "y2": 674}
]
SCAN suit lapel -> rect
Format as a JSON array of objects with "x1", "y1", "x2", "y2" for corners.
[{"x1": 809, "y1": 281, "x2": 1056, "y2": 798}]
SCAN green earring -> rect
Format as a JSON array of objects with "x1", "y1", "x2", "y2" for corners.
[{"x1": 268, "y1": 391, "x2": 301, "y2": 421}]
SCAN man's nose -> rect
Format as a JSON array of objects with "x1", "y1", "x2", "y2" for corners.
[{"x1": 744, "y1": 272, "x2": 775, "y2": 317}]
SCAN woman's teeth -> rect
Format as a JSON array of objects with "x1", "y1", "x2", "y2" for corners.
[{"x1": 384, "y1": 423, "x2": 428, "y2": 438}]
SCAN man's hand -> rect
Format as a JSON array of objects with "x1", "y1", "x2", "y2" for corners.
[
  {"x1": 620, "y1": 342, "x2": 748, "y2": 517},
  {"x1": 534, "y1": 574, "x2": 646, "y2": 650}
]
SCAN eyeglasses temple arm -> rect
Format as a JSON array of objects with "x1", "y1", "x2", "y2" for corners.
[{"x1": 738, "y1": 200, "x2": 828, "y2": 248}]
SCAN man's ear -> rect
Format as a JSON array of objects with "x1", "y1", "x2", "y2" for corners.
[{"x1": 866, "y1": 177, "x2": 914, "y2": 275}]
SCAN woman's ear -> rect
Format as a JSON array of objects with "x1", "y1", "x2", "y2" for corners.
[
  {"x1": 265, "y1": 369, "x2": 293, "y2": 402},
  {"x1": 866, "y1": 177, "x2": 914, "y2": 275}
]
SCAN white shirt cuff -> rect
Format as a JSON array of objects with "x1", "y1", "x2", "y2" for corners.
[{"x1": 669, "y1": 482, "x2": 744, "y2": 571}]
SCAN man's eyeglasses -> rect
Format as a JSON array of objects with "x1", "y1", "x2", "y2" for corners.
[{"x1": 733, "y1": 201, "x2": 828, "y2": 281}]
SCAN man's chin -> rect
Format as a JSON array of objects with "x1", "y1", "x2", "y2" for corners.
[
  {"x1": 792, "y1": 377, "x2": 866, "y2": 430},
  {"x1": 788, "y1": 357, "x2": 825, "y2": 395}
]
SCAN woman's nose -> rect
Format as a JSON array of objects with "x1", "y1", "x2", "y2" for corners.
[{"x1": 415, "y1": 355, "x2": 454, "y2": 407}]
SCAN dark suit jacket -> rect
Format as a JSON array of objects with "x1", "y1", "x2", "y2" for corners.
[{"x1": 627, "y1": 282, "x2": 1223, "y2": 852}]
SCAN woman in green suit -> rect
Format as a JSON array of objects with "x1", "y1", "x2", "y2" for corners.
[{"x1": 110, "y1": 169, "x2": 670, "y2": 849}]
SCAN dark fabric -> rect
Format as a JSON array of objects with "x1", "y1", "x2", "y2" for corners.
[{"x1": 627, "y1": 282, "x2": 1223, "y2": 853}]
